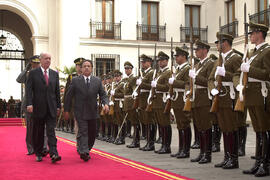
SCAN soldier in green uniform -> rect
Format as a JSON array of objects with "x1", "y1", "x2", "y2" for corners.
[
  {"x1": 97, "y1": 74, "x2": 106, "y2": 140},
  {"x1": 0, "y1": 98, "x2": 4, "y2": 118},
  {"x1": 123, "y1": 61, "x2": 140, "y2": 148},
  {"x1": 169, "y1": 47, "x2": 191, "y2": 158},
  {"x1": 189, "y1": 40, "x2": 215, "y2": 164},
  {"x1": 151, "y1": 51, "x2": 172, "y2": 154},
  {"x1": 111, "y1": 70, "x2": 125, "y2": 145},
  {"x1": 209, "y1": 33, "x2": 242, "y2": 169},
  {"x1": 135, "y1": 54, "x2": 155, "y2": 151},
  {"x1": 235, "y1": 22, "x2": 270, "y2": 177},
  {"x1": 7, "y1": 96, "x2": 16, "y2": 118}
]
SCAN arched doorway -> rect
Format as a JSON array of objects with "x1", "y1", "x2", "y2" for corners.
[{"x1": 0, "y1": 9, "x2": 33, "y2": 101}]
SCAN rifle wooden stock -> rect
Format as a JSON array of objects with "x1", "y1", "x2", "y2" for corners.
[
  {"x1": 100, "y1": 108, "x2": 105, "y2": 116},
  {"x1": 210, "y1": 95, "x2": 219, "y2": 113},
  {"x1": 164, "y1": 98, "x2": 171, "y2": 113},
  {"x1": 132, "y1": 97, "x2": 139, "y2": 109},
  {"x1": 145, "y1": 103, "x2": 152, "y2": 112},
  {"x1": 109, "y1": 105, "x2": 114, "y2": 115},
  {"x1": 183, "y1": 97, "x2": 192, "y2": 112},
  {"x1": 234, "y1": 97, "x2": 245, "y2": 112}
]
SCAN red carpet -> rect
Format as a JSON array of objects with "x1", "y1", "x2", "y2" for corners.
[
  {"x1": 0, "y1": 126, "x2": 192, "y2": 180},
  {"x1": 0, "y1": 118, "x2": 25, "y2": 126}
]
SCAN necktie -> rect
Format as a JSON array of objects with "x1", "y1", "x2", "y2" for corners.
[
  {"x1": 44, "y1": 70, "x2": 49, "y2": 86},
  {"x1": 86, "y1": 77, "x2": 90, "y2": 88}
]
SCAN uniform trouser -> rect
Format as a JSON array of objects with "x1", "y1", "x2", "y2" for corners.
[
  {"x1": 115, "y1": 110, "x2": 124, "y2": 126},
  {"x1": 237, "y1": 108, "x2": 247, "y2": 128},
  {"x1": 126, "y1": 109, "x2": 139, "y2": 126},
  {"x1": 153, "y1": 109, "x2": 170, "y2": 127},
  {"x1": 216, "y1": 107, "x2": 238, "y2": 132},
  {"x1": 77, "y1": 119, "x2": 97, "y2": 154},
  {"x1": 192, "y1": 106, "x2": 214, "y2": 131},
  {"x1": 248, "y1": 106, "x2": 270, "y2": 132},
  {"x1": 33, "y1": 113, "x2": 58, "y2": 157},
  {"x1": 173, "y1": 108, "x2": 191, "y2": 130},
  {"x1": 25, "y1": 111, "x2": 34, "y2": 153},
  {"x1": 139, "y1": 108, "x2": 154, "y2": 125}
]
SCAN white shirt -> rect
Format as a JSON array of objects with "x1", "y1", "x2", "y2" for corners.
[
  {"x1": 177, "y1": 62, "x2": 188, "y2": 70},
  {"x1": 222, "y1": 49, "x2": 233, "y2": 61},
  {"x1": 199, "y1": 56, "x2": 208, "y2": 65},
  {"x1": 144, "y1": 67, "x2": 151, "y2": 73},
  {"x1": 41, "y1": 67, "x2": 49, "y2": 78},
  {"x1": 83, "y1": 75, "x2": 91, "y2": 84},
  {"x1": 255, "y1": 42, "x2": 267, "y2": 51},
  {"x1": 160, "y1": 65, "x2": 169, "y2": 72}
]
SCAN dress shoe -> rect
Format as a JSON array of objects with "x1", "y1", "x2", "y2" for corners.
[
  {"x1": 42, "y1": 150, "x2": 49, "y2": 157},
  {"x1": 36, "y1": 156, "x2": 42, "y2": 162},
  {"x1": 51, "y1": 155, "x2": 61, "y2": 163},
  {"x1": 254, "y1": 163, "x2": 269, "y2": 177},
  {"x1": 80, "y1": 153, "x2": 90, "y2": 162},
  {"x1": 26, "y1": 152, "x2": 34, "y2": 155}
]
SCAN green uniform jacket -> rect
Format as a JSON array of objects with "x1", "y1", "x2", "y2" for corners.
[
  {"x1": 233, "y1": 43, "x2": 270, "y2": 106},
  {"x1": 113, "y1": 80, "x2": 125, "y2": 112},
  {"x1": 192, "y1": 57, "x2": 214, "y2": 108},
  {"x1": 139, "y1": 68, "x2": 154, "y2": 109},
  {"x1": 124, "y1": 74, "x2": 136, "y2": 111},
  {"x1": 171, "y1": 62, "x2": 190, "y2": 109},
  {"x1": 152, "y1": 67, "x2": 171, "y2": 109},
  {"x1": 208, "y1": 51, "x2": 242, "y2": 108}
]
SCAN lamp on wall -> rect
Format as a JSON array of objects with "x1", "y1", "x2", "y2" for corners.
[{"x1": 0, "y1": 10, "x2": 7, "y2": 46}]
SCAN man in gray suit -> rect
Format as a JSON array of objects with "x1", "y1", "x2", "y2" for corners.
[{"x1": 64, "y1": 60, "x2": 109, "y2": 161}]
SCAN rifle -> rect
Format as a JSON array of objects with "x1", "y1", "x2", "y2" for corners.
[
  {"x1": 145, "y1": 43, "x2": 157, "y2": 112},
  {"x1": 183, "y1": 27, "x2": 194, "y2": 112},
  {"x1": 109, "y1": 82, "x2": 115, "y2": 115},
  {"x1": 164, "y1": 37, "x2": 174, "y2": 113},
  {"x1": 114, "y1": 113, "x2": 128, "y2": 143},
  {"x1": 234, "y1": 3, "x2": 248, "y2": 112},
  {"x1": 210, "y1": 16, "x2": 222, "y2": 113},
  {"x1": 132, "y1": 44, "x2": 141, "y2": 109}
]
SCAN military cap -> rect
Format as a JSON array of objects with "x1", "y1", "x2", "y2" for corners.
[
  {"x1": 157, "y1": 51, "x2": 169, "y2": 61},
  {"x1": 105, "y1": 73, "x2": 112, "y2": 80},
  {"x1": 140, "y1": 54, "x2": 153, "y2": 62},
  {"x1": 215, "y1": 32, "x2": 234, "y2": 44},
  {"x1": 249, "y1": 21, "x2": 269, "y2": 34},
  {"x1": 100, "y1": 74, "x2": 106, "y2": 80},
  {"x1": 113, "y1": 70, "x2": 122, "y2": 77},
  {"x1": 74, "y1": 57, "x2": 85, "y2": 65},
  {"x1": 209, "y1": 54, "x2": 218, "y2": 60},
  {"x1": 194, "y1": 40, "x2": 210, "y2": 50},
  {"x1": 124, "y1": 61, "x2": 134, "y2": 69},
  {"x1": 232, "y1": 49, "x2": 244, "y2": 57},
  {"x1": 174, "y1": 46, "x2": 189, "y2": 57},
  {"x1": 29, "y1": 55, "x2": 40, "y2": 63}
]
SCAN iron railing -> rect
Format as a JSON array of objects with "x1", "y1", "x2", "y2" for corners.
[
  {"x1": 249, "y1": 8, "x2": 270, "y2": 26},
  {"x1": 220, "y1": 21, "x2": 238, "y2": 38},
  {"x1": 137, "y1": 23, "x2": 166, "y2": 42},
  {"x1": 90, "y1": 20, "x2": 121, "y2": 40},
  {"x1": 180, "y1": 26, "x2": 208, "y2": 43}
]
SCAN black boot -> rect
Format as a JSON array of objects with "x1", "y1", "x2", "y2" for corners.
[
  {"x1": 126, "y1": 125, "x2": 140, "y2": 148},
  {"x1": 243, "y1": 132, "x2": 262, "y2": 174},
  {"x1": 141, "y1": 124, "x2": 146, "y2": 140},
  {"x1": 199, "y1": 129, "x2": 212, "y2": 164},
  {"x1": 105, "y1": 123, "x2": 112, "y2": 142},
  {"x1": 191, "y1": 124, "x2": 200, "y2": 149},
  {"x1": 223, "y1": 131, "x2": 239, "y2": 169},
  {"x1": 254, "y1": 131, "x2": 270, "y2": 177},
  {"x1": 212, "y1": 124, "x2": 221, "y2": 152},
  {"x1": 191, "y1": 131, "x2": 203, "y2": 162},
  {"x1": 126, "y1": 120, "x2": 132, "y2": 138},
  {"x1": 115, "y1": 124, "x2": 126, "y2": 145},
  {"x1": 158, "y1": 125, "x2": 172, "y2": 154},
  {"x1": 155, "y1": 124, "x2": 162, "y2": 144},
  {"x1": 144, "y1": 124, "x2": 155, "y2": 151},
  {"x1": 215, "y1": 132, "x2": 229, "y2": 168},
  {"x1": 238, "y1": 126, "x2": 247, "y2": 156},
  {"x1": 139, "y1": 125, "x2": 149, "y2": 150},
  {"x1": 171, "y1": 129, "x2": 183, "y2": 157},
  {"x1": 155, "y1": 127, "x2": 165, "y2": 153},
  {"x1": 177, "y1": 127, "x2": 191, "y2": 158}
]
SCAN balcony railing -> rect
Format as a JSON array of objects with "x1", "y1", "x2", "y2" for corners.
[
  {"x1": 220, "y1": 21, "x2": 238, "y2": 38},
  {"x1": 180, "y1": 26, "x2": 208, "y2": 43},
  {"x1": 136, "y1": 23, "x2": 166, "y2": 42},
  {"x1": 90, "y1": 20, "x2": 121, "y2": 40},
  {"x1": 249, "y1": 8, "x2": 270, "y2": 26}
]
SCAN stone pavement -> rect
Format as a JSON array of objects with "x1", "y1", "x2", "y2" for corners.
[{"x1": 56, "y1": 124, "x2": 269, "y2": 180}]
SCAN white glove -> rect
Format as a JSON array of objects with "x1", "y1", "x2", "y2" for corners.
[
  {"x1": 189, "y1": 69, "x2": 196, "y2": 79},
  {"x1": 186, "y1": 90, "x2": 190, "y2": 95},
  {"x1": 168, "y1": 77, "x2": 175, "y2": 85},
  {"x1": 136, "y1": 78, "x2": 142, "y2": 86},
  {"x1": 110, "y1": 90, "x2": 115, "y2": 95},
  {"x1": 132, "y1": 91, "x2": 138, "y2": 97},
  {"x1": 236, "y1": 84, "x2": 244, "y2": 92},
  {"x1": 240, "y1": 62, "x2": 250, "y2": 72},
  {"x1": 211, "y1": 88, "x2": 219, "y2": 96},
  {"x1": 151, "y1": 80, "x2": 157, "y2": 88},
  {"x1": 216, "y1": 66, "x2": 226, "y2": 77}
]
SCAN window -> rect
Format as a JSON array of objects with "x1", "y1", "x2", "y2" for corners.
[
  {"x1": 185, "y1": 5, "x2": 200, "y2": 41},
  {"x1": 226, "y1": 0, "x2": 235, "y2": 24},
  {"x1": 91, "y1": 54, "x2": 120, "y2": 77},
  {"x1": 258, "y1": 0, "x2": 269, "y2": 12}
]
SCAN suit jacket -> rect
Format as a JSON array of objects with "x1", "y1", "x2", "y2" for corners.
[
  {"x1": 26, "y1": 67, "x2": 61, "y2": 118},
  {"x1": 64, "y1": 75, "x2": 109, "y2": 120}
]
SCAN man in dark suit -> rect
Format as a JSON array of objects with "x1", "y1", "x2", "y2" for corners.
[
  {"x1": 26, "y1": 52, "x2": 61, "y2": 163},
  {"x1": 64, "y1": 60, "x2": 109, "y2": 162}
]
